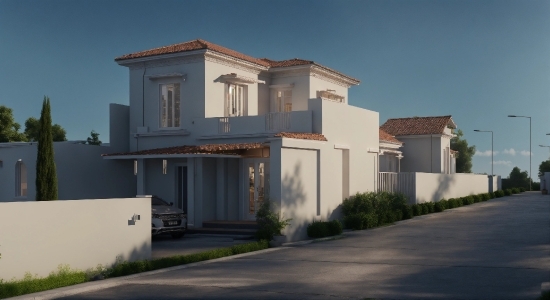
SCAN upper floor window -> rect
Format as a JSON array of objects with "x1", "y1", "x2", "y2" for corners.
[
  {"x1": 225, "y1": 83, "x2": 247, "y2": 117},
  {"x1": 159, "y1": 83, "x2": 181, "y2": 128},
  {"x1": 15, "y1": 160, "x2": 27, "y2": 198},
  {"x1": 275, "y1": 90, "x2": 292, "y2": 112}
]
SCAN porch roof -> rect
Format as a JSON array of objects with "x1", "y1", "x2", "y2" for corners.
[{"x1": 102, "y1": 142, "x2": 263, "y2": 160}]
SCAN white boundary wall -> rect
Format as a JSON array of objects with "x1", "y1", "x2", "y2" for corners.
[
  {"x1": 414, "y1": 173, "x2": 495, "y2": 204},
  {"x1": 0, "y1": 198, "x2": 151, "y2": 281}
]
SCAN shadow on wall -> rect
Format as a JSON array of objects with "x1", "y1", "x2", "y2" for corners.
[
  {"x1": 280, "y1": 162, "x2": 309, "y2": 241},
  {"x1": 429, "y1": 174, "x2": 457, "y2": 204}
]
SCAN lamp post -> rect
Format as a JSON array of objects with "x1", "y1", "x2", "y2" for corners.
[
  {"x1": 540, "y1": 145, "x2": 550, "y2": 160},
  {"x1": 508, "y1": 115, "x2": 531, "y2": 190},
  {"x1": 474, "y1": 130, "x2": 494, "y2": 176}
]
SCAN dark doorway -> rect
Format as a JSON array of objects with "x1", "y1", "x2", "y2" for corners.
[{"x1": 177, "y1": 166, "x2": 188, "y2": 213}]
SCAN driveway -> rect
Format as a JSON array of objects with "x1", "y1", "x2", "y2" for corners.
[{"x1": 51, "y1": 192, "x2": 550, "y2": 299}]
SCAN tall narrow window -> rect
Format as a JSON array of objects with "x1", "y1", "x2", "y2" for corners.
[
  {"x1": 276, "y1": 90, "x2": 292, "y2": 112},
  {"x1": 159, "y1": 83, "x2": 181, "y2": 128},
  {"x1": 15, "y1": 160, "x2": 27, "y2": 198},
  {"x1": 225, "y1": 83, "x2": 247, "y2": 117}
]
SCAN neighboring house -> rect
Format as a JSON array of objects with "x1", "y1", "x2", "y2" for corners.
[
  {"x1": 0, "y1": 103, "x2": 136, "y2": 201},
  {"x1": 379, "y1": 128, "x2": 403, "y2": 173},
  {"x1": 104, "y1": 39, "x2": 380, "y2": 241},
  {"x1": 380, "y1": 115, "x2": 457, "y2": 174}
]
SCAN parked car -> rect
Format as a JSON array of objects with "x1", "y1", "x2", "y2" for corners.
[{"x1": 151, "y1": 196, "x2": 187, "y2": 238}]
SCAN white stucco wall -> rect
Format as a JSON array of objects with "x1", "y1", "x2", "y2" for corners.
[
  {"x1": 398, "y1": 135, "x2": 446, "y2": 173},
  {"x1": 128, "y1": 61, "x2": 205, "y2": 151},
  {"x1": 414, "y1": 173, "x2": 494, "y2": 203},
  {"x1": 0, "y1": 197, "x2": 150, "y2": 281},
  {"x1": 204, "y1": 60, "x2": 260, "y2": 117},
  {"x1": 0, "y1": 143, "x2": 136, "y2": 202}
]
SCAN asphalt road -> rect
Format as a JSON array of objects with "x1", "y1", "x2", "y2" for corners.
[{"x1": 53, "y1": 192, "x2": 550, "y2": 299}]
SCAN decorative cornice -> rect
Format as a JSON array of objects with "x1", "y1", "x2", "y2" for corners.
[
  {"x1": 310, "y1": 65, "x2": 359, "y2": 88},
  {"x1": 268, "y1": 65, "x2": 359, "y2": 87},
  {"x1": 204, "y1": 51, "x2": 267, "y2": 75},
  {"x1": 120, "y1": 51, "x2": 206, "y2": 70}
]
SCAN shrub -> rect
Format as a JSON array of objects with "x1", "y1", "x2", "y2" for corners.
[
  {"x1": 434, "y1": 199, "x2": 447, "y2": 212},
  {"x1": 421, "y1": 203, "x2": 430, "y2": 215},
  {"x1": 342, "y1": 192, "x2": 408, "y2": 229},
  {"x1": 447, "y1": 198, "x2": 456, "y2": 209},
  {"x1": 511, "y1": 188, "x2": 520, "y2": 194},
  {"x1": 472, "y1": 194, "x2": 482, "y2": 203},
  {"x1": 519, "y1": 187, "x2": 526, "y2": 192},
  {"x1": 461, "y1": 196, "x2": 474, "y2": 206},
  {"x1": 256, "y1": 200, "x2": 292, "y2": 240},
  {"x1": 307, "y1": 220, "x2": 343, "y2": 238},
  {"x1": 402, "y1": 205, "x2": 413, "y2": 220},
  {"x1": 481, "y1": 193, "x2": 490, "y2": 201},
  {"x1": 343, "y1": 212, "x2": 377, "y2": 230},
  {"x1": 425, "y1": 202, "x2": 435, "y2": 213},
  {"x1": 495, "y1": 190, "x2": 505, "y2": 198},
  {"x1": 412, "y1": 204, "x2": 422, "y2": 216},
  {"x1": 489, "y1": 192, "x2": 496, "y2": 199},
  {"x1": 504, "y1": 189, "x2": 512, "y2": 196}
]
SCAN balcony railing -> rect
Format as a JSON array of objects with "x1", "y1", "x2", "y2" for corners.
[{"x1": 193, "y1": 111, "x2": 312, "y2": 137}]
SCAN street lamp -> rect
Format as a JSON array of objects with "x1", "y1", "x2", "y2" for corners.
[
  {"x1": 474, "y1": 130, "x2": 493, "y2": 176},
  {"x1": 540, "y1": 145, "x2": 550, "y2": 160},
  {"x1": 508, "y1": 115, "x2": 532, "y2": 190}
]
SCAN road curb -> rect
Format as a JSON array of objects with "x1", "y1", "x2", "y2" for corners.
[{"x1": 7, "y1": 247, "x2": 283, "y2": 300}]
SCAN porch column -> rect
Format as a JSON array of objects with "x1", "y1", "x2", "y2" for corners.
[
  {"x1": 136, "y1": 159, "x2": 146, "y2": 196},
  {"x1": 187, "y1": 158, "x2": 195, "y2": 227},
  {"x1": 216, "y1": 158, "x2": 226, "y2": 220},
  {"x1": 194, "y1": 157, "x2": 203, "y2": 227}
]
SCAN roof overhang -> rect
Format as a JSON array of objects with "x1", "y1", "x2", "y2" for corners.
[{"x1": 103, "y1": 153, "x2": 241, "y2": 160}]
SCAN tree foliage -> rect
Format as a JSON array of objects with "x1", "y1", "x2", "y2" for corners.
[
  {"x1": 24, "y1": 117, "x2": 67, "y2": 142},
  {"x1": 539, "y1": 160, "x2": 550, "y2": 177},
  {"x1": 35, "y1": 96, "x2": 58, "y2": 201},
  {"x1": 450, "y1": 129, "x2": 476, "y2": 173},
  {"x1": 0, "y1": 105, "x2": 27, "y2": 142},
  {"x1": 86, "y1": 130, "x2": 102, "y2": 145},
  {"x1": 504, "y1": 166, "x2": 531, "y2": 190}
]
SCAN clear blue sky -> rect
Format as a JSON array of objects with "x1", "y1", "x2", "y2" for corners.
[{"x1": 1, "y1": 0, "x2": 548, "y2": 178}]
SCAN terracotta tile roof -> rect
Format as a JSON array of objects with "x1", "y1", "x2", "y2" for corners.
[
  {"x1": 260, "y1": 58, "x2": 360, "y2": 84},
  {"x1": 381, "y1": 116, "x2": 456, "y2": 136},
  {"x1": 103, "y1": 143, "x2": 263, "y2": 157},
  {"x1": 115, "y1": 39, "x2": 359, "y2": 84},
  {"x1": 379, "y1": 128, "x2": 402, "y2": 144},
  {"x1": 260, "y1": 58, "x2": 314, "y2": 68},
  {"x1": 274, "y1": 132, "x2": 327, "y2": 141},
  {"x1": 115, "y1": 39, "x2": 271, "y2": 67}
]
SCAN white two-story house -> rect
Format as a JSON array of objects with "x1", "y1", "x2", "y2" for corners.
[{"x1": 105, "y1": 39, "x2": 380, "y2": 240}]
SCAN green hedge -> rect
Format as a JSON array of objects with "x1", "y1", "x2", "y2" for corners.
[
  {"x1": 342, "y1": 190, "x2": 500, "y2": 232},
  {"x1": 504, "y1": 189, "x2": 512, "y2": 196},
  {"x1": 307, "y1": 220, "x2": 343, "y2": 238},
  {"x1": 342, "y1": 192, "x2": 408, "y2": 230},
  {"x1": 0, "y1": 240, "x2": 269, "y2": 299}
]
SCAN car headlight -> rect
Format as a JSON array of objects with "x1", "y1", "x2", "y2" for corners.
[{"x1": 152, "y1": 214, "x2": 160, "y2": 219}]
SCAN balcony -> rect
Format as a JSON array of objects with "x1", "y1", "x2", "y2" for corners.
[{"x1": 193, "y1": 111, "x2": 313, "y2": 138}]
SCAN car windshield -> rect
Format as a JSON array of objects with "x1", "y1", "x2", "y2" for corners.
[{"x1": 152, "y1": 197, "x2": 170, "y2": 206}]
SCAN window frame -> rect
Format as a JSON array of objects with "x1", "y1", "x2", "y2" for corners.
[
  {"x1": 159, "y1": 82, "x2": 181, "y2": 129},
  {"x1": 225, "y1": 83, "x2": 248, "y2": 117},
  {"x1": 15, "y1": 160, "x2": 27, "y2": 198},
  {"x1": 274, "y1": 89, "x2": 292, "y2": 112}
]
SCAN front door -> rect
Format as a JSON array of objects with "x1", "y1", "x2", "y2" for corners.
[{"x1": 244, "y1": 159, "x2": 270, "y2": 220}]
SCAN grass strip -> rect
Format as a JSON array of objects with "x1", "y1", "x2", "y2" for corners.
[{"x1": 0, "y1": 240, "x2": 269, "y2": 299}]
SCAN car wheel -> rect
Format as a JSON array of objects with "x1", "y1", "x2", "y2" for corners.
[{"x1": 171, "y1": 232, "x2": 185, "y2": 239}]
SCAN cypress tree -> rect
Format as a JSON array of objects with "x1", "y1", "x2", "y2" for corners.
[{"x1": 35, "y1": 96, "x2": 58, "y2": 201}]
